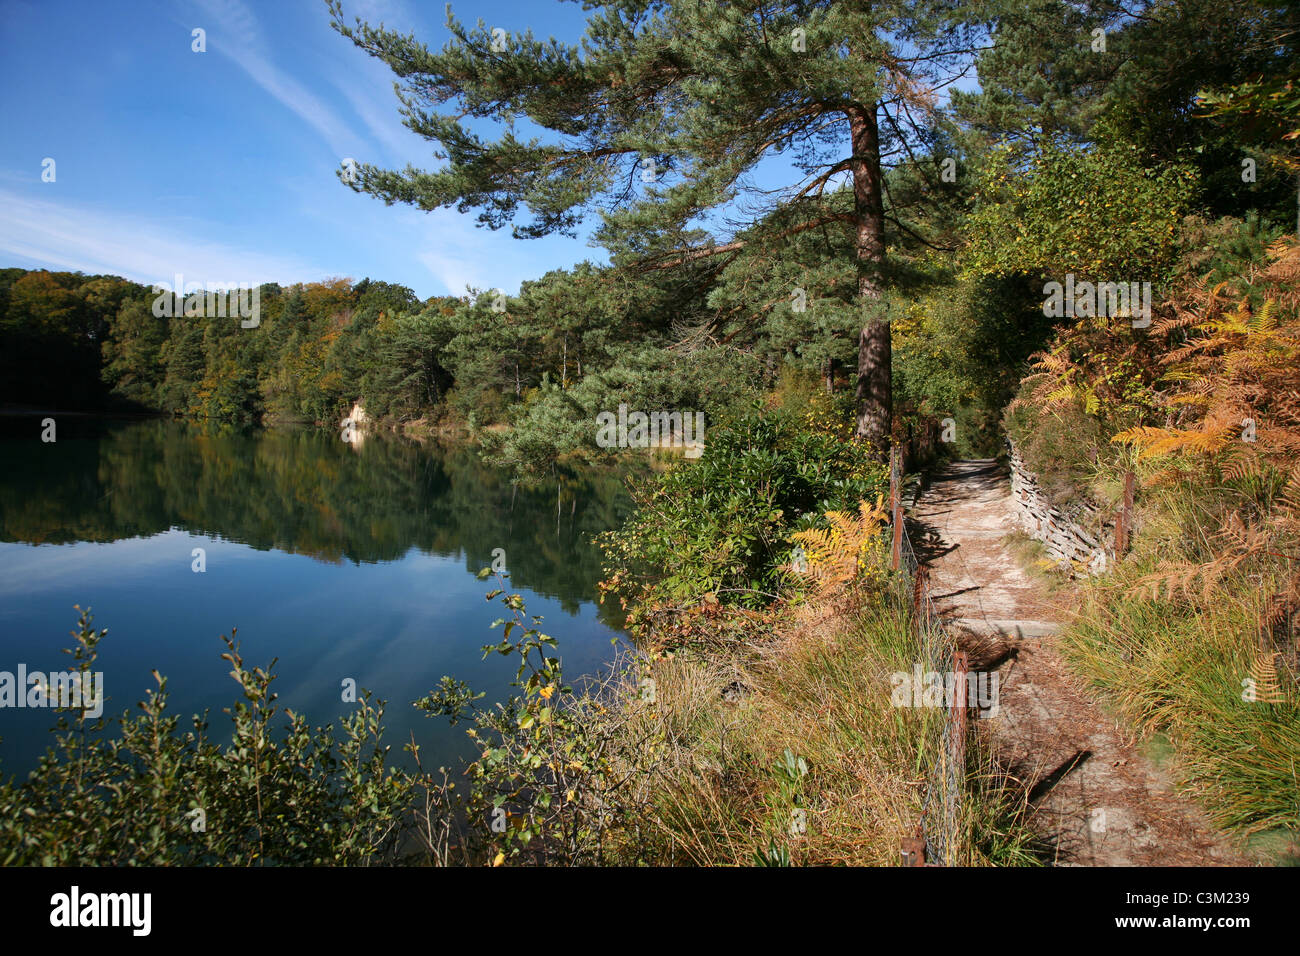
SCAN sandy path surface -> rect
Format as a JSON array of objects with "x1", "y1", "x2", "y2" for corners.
[{"x1": 910, "y1": 459, "x2": 1246, "y2": 866}]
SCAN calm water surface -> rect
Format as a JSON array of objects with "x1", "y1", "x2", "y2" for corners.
[{"x1": 0, "y1": 417, "x2": 631, "y2": 778}]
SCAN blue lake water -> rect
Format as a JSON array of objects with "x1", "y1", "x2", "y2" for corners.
[{"x1": 0, "y1": 417, "x2": 631, "y2": 779}]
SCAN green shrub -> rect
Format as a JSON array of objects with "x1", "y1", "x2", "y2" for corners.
[
  {"x1": 599, "y1": 406, "x2": 888, "y2": 611},
  {"x1": 0, "y1": 608, "x2": 411, "y2": 866},
  {"x1": 0, "y1": 595, "x2": 652, "y2": 867},
  {"x1": 1003, "y1": 377, "x2": 1107, "y2": 506},
  {"x1": 415, "y1": 573, "x2": 654, "y2": 865}
]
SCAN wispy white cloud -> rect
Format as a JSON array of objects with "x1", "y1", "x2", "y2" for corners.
[
  {"x1": 0, "y1": 1, "x2": 587, "y2": 301},
  {"x1": 417, "y1": 211, "x2": 535, "y2": 297},
  {"x1": 416, "y1": 203, "x2": 610, "y2": 298},
  {"x1": 339, "y1": 0, "x2": 419, "y2": 32},
  {"x1": 417, "y1": 248, "x2": 486, "y2": 298},
  {"x1": 0, "y1": 188, "x2": 323, "y2": 285},
  {"x1": 193, "y1": 0, "x2": 361, "y2": 157},
  {"x1": 331, "y1": 66, "x2": 422, "y2": 164}
]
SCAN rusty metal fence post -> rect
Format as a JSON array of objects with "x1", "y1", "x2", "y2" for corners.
[
  {"x1": 1114, "y1": 470, "x2": 1135, "y2": 555},
  {"x1": 951, "y1": 650, "x2": 968, "y2": 769},
  {"x1": 900, "y1": 836, "x2": 926, "y2": 866},
  {"x1": 890, "y1": 445, "x2": 903, "y2": 570}
]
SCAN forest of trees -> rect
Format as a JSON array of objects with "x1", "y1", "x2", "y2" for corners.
[{"x1": 5, "y1": 1, "x2": 1294, "y2": 479}]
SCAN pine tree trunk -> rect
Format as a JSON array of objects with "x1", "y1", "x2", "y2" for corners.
[{"x1": 849, "y1": 103, "x2": 891, "y2": 457}]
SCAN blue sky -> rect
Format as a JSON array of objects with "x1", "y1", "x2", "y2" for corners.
[
  {"x1": 0, "y1": 0, "x2": 601, "y2": 299},
  {"x1": 0, "y1": 0, "x2": 980, "y2": 300}
]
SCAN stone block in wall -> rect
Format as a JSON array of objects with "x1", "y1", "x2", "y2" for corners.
[{"x1": 1007, "y1": 439, "x2": 1122, "y2": 577}]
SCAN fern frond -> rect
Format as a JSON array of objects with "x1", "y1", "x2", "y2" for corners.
[
  {"x1": 1248, "y1": 652, "x2": 1285, "y2": 705},
  {"x1": 789, "y1": 500, "x2": 887, "y2": 596}
]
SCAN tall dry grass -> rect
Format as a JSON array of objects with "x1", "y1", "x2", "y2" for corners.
[
  {"x1": 600, "y1": 580, "x2": 1040, "y2": 866},
  {"x1": 1059, "y1": 478, "x2": 1300, "y2": 848}
]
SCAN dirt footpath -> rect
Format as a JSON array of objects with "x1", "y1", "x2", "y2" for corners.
[{"x1": 909, "y1": 458, "x2": 1248, "y2": 866}]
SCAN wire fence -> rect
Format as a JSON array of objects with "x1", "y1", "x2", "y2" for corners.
[{"x1": 891, "y1": 447, "x2": 967, "y2": 867}]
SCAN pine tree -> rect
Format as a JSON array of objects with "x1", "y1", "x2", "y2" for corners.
[
  {"x1": 328, "y1": 0, "x2": 982, "y2": 454},
  {"x1": 955, "y1": 0, "x2": 1300, "y2": 221}
]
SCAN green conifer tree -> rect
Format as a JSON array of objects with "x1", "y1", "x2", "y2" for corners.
[{"x1": 328, "y1": 0, "x2": 981, "y2": 453}]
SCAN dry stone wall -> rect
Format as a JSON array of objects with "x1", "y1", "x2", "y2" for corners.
[{"x1": 1008, "y1": 442, "x2": 1120, "y2": 576}]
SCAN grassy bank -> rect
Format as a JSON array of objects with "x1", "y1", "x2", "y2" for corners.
[
  {"x1": 597, "y1": 579, "x2": 1039, "y2": 866},
  {"x1": 575, "y1": 386, "x2": 1038, "y2": 865},
  {"x1": 1060, "y1": 561, "x2": 1300, "y2": 846},
  {"x1": 1053, "y1": 477, "x2": 1300, "y2": 857}
]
